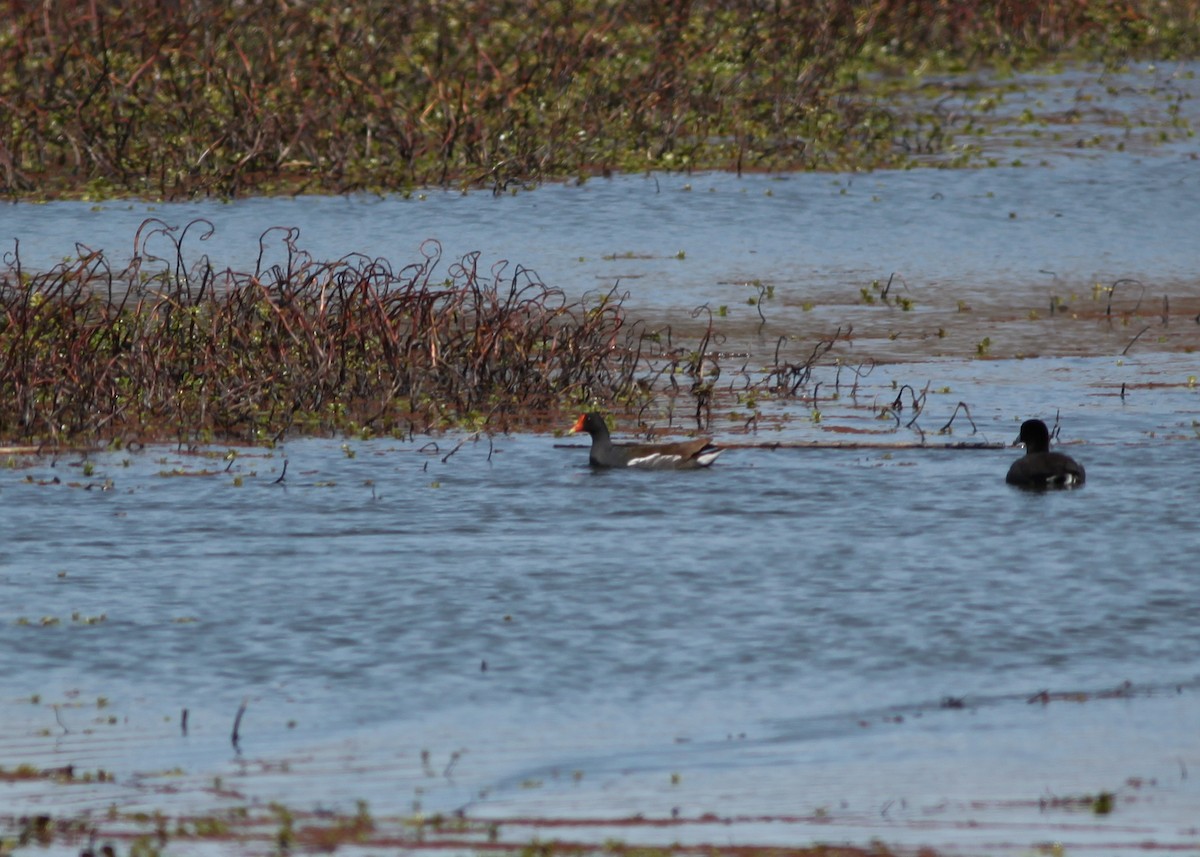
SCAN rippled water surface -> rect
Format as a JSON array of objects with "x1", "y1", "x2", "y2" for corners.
[
  {"x1": 4, "y1": 375, "x2": 1199, "y2": 853},
  {"x1": 2, "y1": 65, "x2": 1200, "y2": 856}
]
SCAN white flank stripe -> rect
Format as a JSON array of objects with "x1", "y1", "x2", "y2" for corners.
[{"x1": 626, "y1": 453, "x2": 679, "y2": 467}]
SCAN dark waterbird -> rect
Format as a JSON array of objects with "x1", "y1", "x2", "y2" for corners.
[
  {"x1": 1006, "y1": 419, "x2": 1085, "y2": 489},
  {"x1": 570, "y1": 412, "x2": 722, "y2": 470}
]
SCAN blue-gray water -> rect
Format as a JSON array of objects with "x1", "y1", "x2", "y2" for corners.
[
  {"x1": 3, "y1": 370, "x2": 1198, "y2": 853},
  {"x1": 2, "y1": 63, "x2": 1199, "y2": 856}
]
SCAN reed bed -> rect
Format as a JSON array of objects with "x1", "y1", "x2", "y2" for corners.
[
  {"x1": 0, "y1": 221, "x2": 714, "y2": 444},
  {"x1": 2, "y1": 0, "x2": 1196, "y2": 200}
]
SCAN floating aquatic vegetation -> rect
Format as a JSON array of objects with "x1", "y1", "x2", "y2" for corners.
[{"x1": 3, "y1": 1, "x2": 1197, "y2": 200}]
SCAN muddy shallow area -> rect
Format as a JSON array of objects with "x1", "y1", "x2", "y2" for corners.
[{"x1": 2, "y1": 63, "x2": 1200, "y2": 857}]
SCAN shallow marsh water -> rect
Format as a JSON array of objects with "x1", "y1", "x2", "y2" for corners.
[
  {"x1": 3, "y1": 358, "x2": 1199, "y2": 855},
  {"x1": 2, "y1": 64, "x2": 1200, "y2": 856}
]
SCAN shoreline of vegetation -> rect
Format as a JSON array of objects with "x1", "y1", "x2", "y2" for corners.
[
  {"x1": 2, "y1": 1, "x2": 1198, "y2": 201},
  {"x1": 0, "y1": 771, "x2": 930, "y2": 857},
  {"x1": 8, "y1": 219, "x2": 824, "y2": 446},
  {"x1": 0, "y1": 221, "x2": 698, "y2": 446}
]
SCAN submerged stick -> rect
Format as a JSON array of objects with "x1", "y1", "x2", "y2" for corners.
[
  {"x1": 441, "y1": 436, "x2": 471, "y2": 463},
  {"x1": 1106, "y1": 278, "x2": 1145, "y2": 317},
  {"x1": 231, "y1": 699, "x2": 248, "y2": 750},
  {"x1": 938, "y1": 401, "x2": 977, "y2": 435},
  {"x1": 1121, "y1": 324, "x2": 1151, "y2": 355}
]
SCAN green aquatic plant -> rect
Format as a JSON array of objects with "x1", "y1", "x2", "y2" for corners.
[
  {"x1": 271, "y1": 802, "x2": 294, "y2": 852},
  {"x1": 2, "y1": 0, "x2": 1195, "y2": 200}
]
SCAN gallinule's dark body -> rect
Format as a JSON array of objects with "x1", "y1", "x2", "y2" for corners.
[
  {"x1": 571, "y1": 412, "x2": 722, "y2": 469},
  {"x1": 1006, "y1": 419, "x2": 1085, "y2": 489}
]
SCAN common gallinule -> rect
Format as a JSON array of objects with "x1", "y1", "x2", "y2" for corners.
[
  {"x1": 1006, "y1": 418, "x2": 1085, "y2": 489},
  {"x1": 570, "y1": 412, "x2": 722, "y2": 469}
]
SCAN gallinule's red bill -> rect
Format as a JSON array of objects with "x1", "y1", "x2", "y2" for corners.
[
  {"x1": 570, "y1": 412, "x2": 722, "y2": 469},
  {"x1": 1006, "y1": 419, "x2": 1085, "y2": 489}
]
